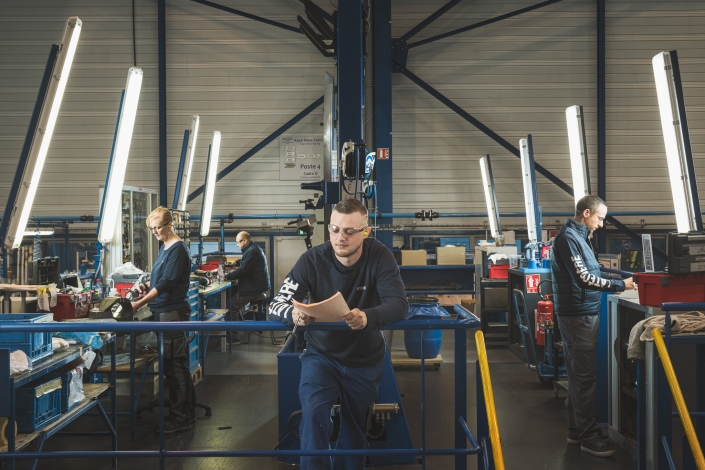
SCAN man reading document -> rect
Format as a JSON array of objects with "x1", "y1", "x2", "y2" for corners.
[{"x1": 269, "y1": 198, "x2": 407, "y2": 470}]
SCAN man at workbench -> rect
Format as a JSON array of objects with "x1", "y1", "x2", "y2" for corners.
[
  {"x1": 551, "y1": 195, "x2": 637, "y2": 457},
  {"x1": 225, "y1": 231, "x2": 270, "y2": 344},
  {"x1": 269, "y1": 198, "x2": 408, "y2": 470}
]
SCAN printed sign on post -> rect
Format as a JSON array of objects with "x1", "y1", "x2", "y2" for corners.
[
  {"x1": 279, "y1": 136, "x2": 323, "y2": 181},
  {"x1": 526, "y1": 274, "x2": 540, "y2": 294},
  {"x1": 377, "y1": 148, "x2": 389, "y2": 160}
]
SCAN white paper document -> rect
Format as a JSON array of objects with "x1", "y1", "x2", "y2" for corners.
[{"x1": 292, "y1": 292, "x2": 350, "y2": 322}]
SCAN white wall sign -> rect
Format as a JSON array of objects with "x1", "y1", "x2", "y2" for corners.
[
  {"x1": 642, "y1": 234, "x2": 655, "y2": 273},
  {"x1": 279, "y1": 136, "x2": 323, "y2": 181}
]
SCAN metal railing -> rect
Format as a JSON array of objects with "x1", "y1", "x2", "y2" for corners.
[{"x1": 1, "y1": 309, "x2": 497, "y2": 470}]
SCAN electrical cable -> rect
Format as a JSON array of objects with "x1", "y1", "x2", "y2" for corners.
[
  {"x1": 287, "y1": 410, "x2": 303, "y2": 441},
  {"x1": 33, "y1": 232, "x2": 41, "y2": 261},
  {"x1": 132, "y1": 0, "x2": 137, "y2": 66}
]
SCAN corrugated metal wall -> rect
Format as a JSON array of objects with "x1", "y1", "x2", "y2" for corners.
[
  {"x1": 391, "y1": 0, "x2": 704, "y2": 229},
  {"x1": 0, "y1": 0, "x2": 703, "y2": 230},
  {"x1": 0, "y1": 1, "x2": 159, "y2": 216}
]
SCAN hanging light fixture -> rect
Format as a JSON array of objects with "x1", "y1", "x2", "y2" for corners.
[
  {"x1": 98, "y1": 67, "x2": 144, "y2": 243},
  {"x1": 565, "y1": 105, "x2": 591, "y2": 208},
  {"x1": 200, "y1": 131, "x2": 221, "y2": 237},
  {"x1": 4, "y1": 17, "x2": 82, "y2": 250}
]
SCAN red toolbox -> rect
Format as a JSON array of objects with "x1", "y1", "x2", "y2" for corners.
[
  {"x1": 633, "y1": 272, "x2": 705, "y2": 308},
  {"x1": 49, "y1": 292, "x2": 93, "y2": 320},
  {"x1": 488, "y1": 264, "x2": 510, "y2": 279}
]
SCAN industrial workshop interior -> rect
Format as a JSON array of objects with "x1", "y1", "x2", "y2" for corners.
[{"x1": 2, "y1": 0, "x2": 705, "y2": 469}]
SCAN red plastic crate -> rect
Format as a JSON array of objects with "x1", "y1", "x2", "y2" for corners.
[
  {"x1": 488, "y1": 264, "x2": 510, "y2": 279},
  {"x1": 633, "y1": 272, "x2": 705, "y2": 308}
]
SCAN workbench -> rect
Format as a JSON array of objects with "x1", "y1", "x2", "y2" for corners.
[
  {"x1": 0, "y1": 284, "x2": 40, "y2": 314},
  {"x1": 0, "y1": 340, "x2": 117, "y2": 470}
]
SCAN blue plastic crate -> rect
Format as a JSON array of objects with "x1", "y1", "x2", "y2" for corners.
[
  {"x1": 15, "y1": 377, "x2": 63, "y2": 433},
  {"x1": 47, "y1": 370, "x2": 81, "y2": 413},
  {"x1": 188, "y1": 345, "x2": 200, "y2": 372},
  {"x1": 0, "y1": 313, "x2": 54, "y2": 364}
]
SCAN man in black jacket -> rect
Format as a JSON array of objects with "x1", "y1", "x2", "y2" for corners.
[
  {"x1": 226, "y1": 231, "x2": 270, "y2": 343},
  {"x1": 552, "y1": 195, "x2": 636, "y2": 457},
  {"x1": 269, "y1": 198, "x2": 407, "y2": 470}
]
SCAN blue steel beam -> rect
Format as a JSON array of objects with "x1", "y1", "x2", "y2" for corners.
[
  {"x1": 172, "y1": 129, "x2": 189, "y2": 210},
  {"x1": 670, "y1": 50, "x2": 703, "y2": 232},
  {"x1": 398, "y1": 0, "x2": 462, "y2": 43},
  {"x1": 337, "y1": 0, "x2": 364, "y2": 146},
  {"x1": 96, "y1": 90, "x2": 126, "y2": 237},
  {"x1": 407, "y1": 0, "x2": 565, "y2": 49},
  {"x1": 374, "y1": 0, "x2": 393, "y2": 247},
  {"x1": 186, "y1": 96, "x2": 324, "y2": 203},
  {"x1": 190, "y1": 0, "x2": 302, "y2": 34},
  {"x1": 394, "y1": 61, "x2": 575, "y2": 196},
  {"x1": 158, "y1": 0, "x2": 167, "y2": 207}
]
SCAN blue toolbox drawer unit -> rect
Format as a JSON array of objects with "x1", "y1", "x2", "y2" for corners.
[{"x1": 187, "y1": 281, "x2": 200, "y2": 372}]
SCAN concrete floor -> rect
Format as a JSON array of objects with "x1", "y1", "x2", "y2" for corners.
[{"x1": 29, "y1": 330, "x2": 636, "y2": 470}]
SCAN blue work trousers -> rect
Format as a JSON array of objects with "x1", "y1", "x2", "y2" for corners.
[{"x1": 299, "y1": 347, "x2": 383, "y2": 470}]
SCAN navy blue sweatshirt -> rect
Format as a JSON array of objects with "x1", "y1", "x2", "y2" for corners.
[
  {"x1": 269, "y1": 238, "x2": 408, "y2": 367},
  {"x1": 148, "y1": 241, "x2": 192, "y2": 314},
  {"x1": 551, "y1": 218, "x2": 625, "y2": 316},
  {"x1": 225, "y1": 241, "x2": 270, "y2": 296}
]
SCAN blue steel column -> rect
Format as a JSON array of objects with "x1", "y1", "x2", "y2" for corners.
[
  {"x1": 337, "y1": 0, "x2": 364, "y2": 151},
  {"x1": 597, "y1": 0, "x2": 606, "y2": 252},
  {"x1": 158, "y1": 0, "x2": 167, "y2": 207},
  {"x1": 373, "y1": 0, "x2": 393, "y2": 247}
]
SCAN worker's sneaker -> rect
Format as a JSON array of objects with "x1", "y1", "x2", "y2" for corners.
[
  {"x1": 581, "y1": 440, "x2": 617, "y2": 457},
  {"x1": 568, "y1": 434, "x2": 608, "y2": 445}
]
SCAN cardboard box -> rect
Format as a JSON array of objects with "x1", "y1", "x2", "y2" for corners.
[
  {"x1": 598, "y1": 254, "x2": 620, "y2": 270},
  {"x1": 460, "y1": 298, "x2": 477, "y2": 314},
  {"x1": 401, "y1": 250, "x2": 427, "y2": 266},
  {"x1": 436, "y1": 246, "x2": 466, "y2": 265}
]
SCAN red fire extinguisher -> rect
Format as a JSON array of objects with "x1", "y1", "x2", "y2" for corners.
[{"x1": 536, "y1": 280, "x2": 554, "y2": 346}]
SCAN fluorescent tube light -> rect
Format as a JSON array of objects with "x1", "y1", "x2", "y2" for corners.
[
  {"x1": 200, "y1": 131, "x2": 221, "y2": 237},
  {"x1": 566, "y1": 105, "x2": 591, "y2": 207},
  {"x1": 98, "y1": 67, "x2": 144, "y2": 243},
  {"x1": 5, "y1": 17, "x2": 82, "y2": 250},
  {"x1": 479, "y1": 155, "x2": 501, "y2": 238},
  {"x1": 652, "y1": 51, "x2": 700, "y2": 233},
  {"x1": 178, "y1": 115, "x2": 200, "y2": 211},
  {"x1": 520, "y1": 137, "x2": 538, "y2": 242}
]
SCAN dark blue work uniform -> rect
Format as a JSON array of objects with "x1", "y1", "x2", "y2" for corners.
[{"x1": 148, "y1": 241, "x2": 195, "y2": 425}]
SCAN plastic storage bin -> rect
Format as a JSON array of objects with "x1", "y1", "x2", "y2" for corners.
[
  {"x1": 634, "y1": 272, "x2": 705, "y2": 308},
  {"x1": 0, "y1": 313, "x2": 54, "y2": 364},
  {"x1": 15, "y1": 377, "x2": 63, "y2": 433},
  {"x1": 404, "y1": 298, "x2": 449, "y2": 359},
  {"x1": 488, "y1": 264, "x2": 510, "y2": 279}
]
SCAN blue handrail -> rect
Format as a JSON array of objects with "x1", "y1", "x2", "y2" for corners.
[{"x1": 0, "y1": 314, "x2": 494, "y2": 469}]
